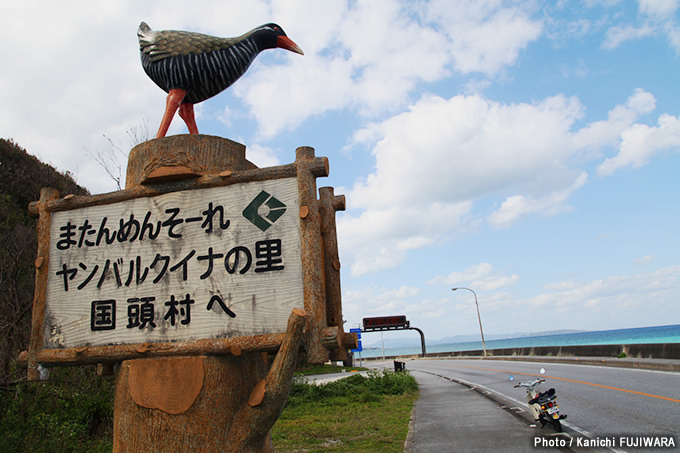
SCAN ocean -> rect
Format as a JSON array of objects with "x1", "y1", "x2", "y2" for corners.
[{"x1": 357, "y1": 324, "x2": 680, "y2": 359}]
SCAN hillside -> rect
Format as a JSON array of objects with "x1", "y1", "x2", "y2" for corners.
[{"x1": 0, "y1": 138, "x2": 89, "y2": 381}]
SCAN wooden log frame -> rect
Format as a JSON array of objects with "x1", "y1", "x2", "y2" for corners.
[
  {"x1": 294, "y1": 147, "x2": 329, "y2": 364},
  {"x1": 226, "y1": 307, "x2": 307, "y2": 451},
  {"x1": 20, "y1": 136, "x2": 356, "y2": 371},
  {"x1": 17, "y1": 326, "x2": 352, "y2": 367},
  {"x1": 318, "y1": 187, "x2": 349, "y2": 363},
  {"x1": 27, "y1": 188, "x2": 59, "y2": 380}
]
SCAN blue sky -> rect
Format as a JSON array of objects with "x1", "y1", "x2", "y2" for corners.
[{"x1": 2, "y1": 0, "x2": 679, "y2": 342}]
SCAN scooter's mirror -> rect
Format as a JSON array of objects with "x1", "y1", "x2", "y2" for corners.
[
  {"x1": 508, "y1": 375, "x2": 515, "y2": 381},
  {"x1": 539, "y1": 368, "x2": 546, "y2": 375}
]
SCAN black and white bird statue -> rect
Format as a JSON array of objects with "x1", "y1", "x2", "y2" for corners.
[{"x1": 138, "y1": 22, "x2": 303, "y2": 138}]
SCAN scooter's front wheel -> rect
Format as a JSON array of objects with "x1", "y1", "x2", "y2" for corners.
[{"x1": 551, "y1": 419, "x2": 562, "y2": 432}]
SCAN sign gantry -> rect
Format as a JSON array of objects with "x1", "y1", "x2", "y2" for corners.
[{"x1": 362, "y1": 315, "x2": 427, "y2": 357}]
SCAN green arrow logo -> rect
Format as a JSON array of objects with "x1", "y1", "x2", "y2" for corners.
[{"x1": 242, "y1": 190, "x2": 287, "y2": 232}]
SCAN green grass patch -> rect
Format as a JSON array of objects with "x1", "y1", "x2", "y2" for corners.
[
  {"x1": 273, "y1": 370, "x2": 418, "y2": 452},
  {"x1": 295, "y1": 363, "x2": 368, "y2": 376}
]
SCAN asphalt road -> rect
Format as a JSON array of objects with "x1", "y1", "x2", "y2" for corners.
[{"x1": 403, "y1": 358, "x2": 679, "y2": 450}]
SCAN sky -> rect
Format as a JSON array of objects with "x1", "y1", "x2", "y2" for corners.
[{"x1": 2, "y1": 0, "x2": 679, "y2": 344}]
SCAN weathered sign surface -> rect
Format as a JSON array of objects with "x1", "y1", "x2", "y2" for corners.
[{"x1": 45, "y1": 177, "x2": 303, "y2": 348}]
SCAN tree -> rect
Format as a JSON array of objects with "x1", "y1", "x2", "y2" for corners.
[
  {"x1": 0, "y1": 139, "x2": 88, "y2": 381},
  {"x1": 84, "y1": 122, "x2": 149, "y2": 190}
]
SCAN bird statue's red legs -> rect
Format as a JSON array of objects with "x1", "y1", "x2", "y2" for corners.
[
  {"x1": 156, "y1": 88, "x2": 188, "y2": 138},
  {"x1": 178, "y1": 103, "x2": 198, "y2": 135}
]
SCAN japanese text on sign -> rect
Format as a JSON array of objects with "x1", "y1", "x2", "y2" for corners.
[{"x1": 45, "y1": 178, "x2": 304, "y2": 349}]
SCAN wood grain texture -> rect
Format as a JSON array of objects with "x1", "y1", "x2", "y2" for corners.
[
  {"x1": 128, "y1": 356, "x2": 205, "y2": 414},
  {"x1": 17, "y1": 327, "x2": 341, "y2": 367},
  {"x1": 28, "y1": 188, "x2": 59, "y2": 380},
  {"x1": 295, "y1": 147, "x2": 328, "y2": 363},
  {"x1": 113, "y1": 354, "x2": 267, "y2": 452},
  {"x1": 227, "y1": 308, "x2": 307, "y2": 451},
  {"x1": 125, "y1": 135, "x2": 255, "y2": 188}
]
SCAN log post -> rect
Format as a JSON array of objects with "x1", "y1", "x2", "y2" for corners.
[
  {"x1": 318, "y1": 187, "x2": 349, "y2": 364},
  {"x1": 112, "y1": 135, "x2": 309, "y2": 452},
  {"x1": 27, "y1": 187, "x2": 59, "y2": 381},
  {"x1": 294, "y1": 147, "x2": 330, "y2": 364}
]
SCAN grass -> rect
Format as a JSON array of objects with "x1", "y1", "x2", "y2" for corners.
[
  {"x1": 295, "y1": 363, "x2": 369, "y2": 376},
  {"x1": 1, "y1": 366, "x2": 415, "y2": 452},
  {"x1": 272, "y1": 370, "x2": 418, "y2": 452}
]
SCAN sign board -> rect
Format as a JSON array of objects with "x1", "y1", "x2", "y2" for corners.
[
  {"x1": 349, "y1": 327, "x2": 362, "y2": 352},
  {"x1": 363, "y1": 315, "x2": 409, "y2": 330},
  {"x1": 44, "y1": 177, "x2": 304, "y2": 348}
]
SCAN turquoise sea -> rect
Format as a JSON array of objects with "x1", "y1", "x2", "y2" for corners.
[{"x1": 357, "y1": 324, "x2": 680, "y2": 359}]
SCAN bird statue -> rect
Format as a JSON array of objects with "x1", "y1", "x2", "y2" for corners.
[{"x1": 138, "y1": 22, "x2": 304, "y2": 138}]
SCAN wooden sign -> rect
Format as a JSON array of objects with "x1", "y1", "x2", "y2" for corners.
[
  {"x1": 44, "y1": 178, "x2": 303, "y2": 348},
  {"x1": 21, "y1": 142, "x2": 355, "y2": 378}
]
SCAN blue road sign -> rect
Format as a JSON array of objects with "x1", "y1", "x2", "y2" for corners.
[{"x1": 350, "y1": 328, "x2": 362, "y2": 352}]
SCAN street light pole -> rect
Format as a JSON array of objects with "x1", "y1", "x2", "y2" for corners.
[{"x1": 452, "y1": 287, "x2": 487, "y2": 357}]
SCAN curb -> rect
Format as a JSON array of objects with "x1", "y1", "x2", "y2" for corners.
[{"x1": 403, "y1": 400, "x2": 416, "y2": 452}]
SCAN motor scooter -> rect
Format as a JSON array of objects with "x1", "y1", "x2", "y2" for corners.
[{"x1": 509, "y1": 368, "x2": 567, "y2": 432}]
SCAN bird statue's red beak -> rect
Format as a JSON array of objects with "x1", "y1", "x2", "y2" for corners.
[{"x1": 277, "y1": 35, "x2": 304, "y2": 55}]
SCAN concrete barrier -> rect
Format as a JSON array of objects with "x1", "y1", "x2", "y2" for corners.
[
  {"x1": 431, "y1": 343, "x2": 680, "y2": 360},
  {"x1": 361, "y1": 343, "x2": 680, "y2": 371},
  {"x1": 362, "y1": 343, "x2": 680, "y2": 362}
]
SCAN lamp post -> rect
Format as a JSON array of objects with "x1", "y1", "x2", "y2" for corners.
[{"x1": 452, "y1": 287, "x2": 487, "y2": 357}]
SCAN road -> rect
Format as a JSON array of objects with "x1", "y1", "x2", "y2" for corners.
[{"x1": 401, "y1": 358, "x2": 679, "y2": 450}]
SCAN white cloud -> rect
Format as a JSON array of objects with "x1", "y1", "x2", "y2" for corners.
[
  {"x1": 543, "y1": 279, "x2": 577, "y2": 291},
  {"x1": 350, "y1": 93, "x2": 585, "y2": 210},
  {"x1": 243, "y1": 144, "x2": 281, "y2": 168},
  {"x1": 602, "y1": 0, "x2": 680, "y2": 53},
  {"x1": 423, "y1": 0, "x2": 543, "y2": 75},
  {"x1": 430, "y1": 262, "x2": 495, "y2": 285},
  {"x1": 429, "y1": 262, "x2": 519, "y2": 291},
  {"x1": 638, "y1": 0, "x2": 679, "y2": 20},
  {"x1": 239, "y1": 0, "x2": 543, "y2": 137},
  {"x1": 602, "y1": 23, "x2": 655, "y2": 49},
  {"x1": 488, "y1": 172, "x2": 587, "y2": 228},
  {"x1": 342, "y1": 284, "x2": 422, "y2": 320},
  {"x1": 339, "y1": 201, "x2": 473, "y2": 275},
  {"x1": 338, "y1": 88, "x2": 673, "y2": 275},
  {"x1": 597, "y1": 113, "x2": 680, "y2": 175},
  {"x1": 524, "y1": 265, "x2": 679, "y2": 319},
  {"x1": 634, "y1": 255, "x2": 656, "y2": 265},
  {"x1": 340, "y1": 93, "x2": 585, "y2": 274},
  {"x1": 666, "y1": 22, "x2": 680, "y2": 50},
  {"x1": 574, "y1": 88, "x2": 656, "y2": 156},
  {"x1": 348, "y1": 264, "x2": 680, "y2": 337},
  {"x1": 470, "y1": 265, "x2": 680, "y2": 333}
]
